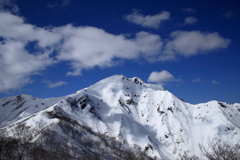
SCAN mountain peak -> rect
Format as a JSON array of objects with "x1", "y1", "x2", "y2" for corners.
[{"x1": 88, "y1": 75, "x2": 164, "y2": 93}]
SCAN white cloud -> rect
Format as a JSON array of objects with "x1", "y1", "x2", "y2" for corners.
[
  {"x1": 212, "y1": 80, "x2": 219, "y2": 84},
  {"x1": 0, "y1": 12, "x2": 61, "y2": 47},
  {"x1": 56, "y1": 25, "x2": 163, "y2": 75},
  {"x1": 49, "y1": 81, "x2": 67, "y2": 88},
  {"x1": 192, "y1": 78, "x2": 203, "y2": 83},
  {"x1": 0, "y1": 12, "x2": 59, "y2": 93},
  {"x1": 182, "y1": 8, "x2": 196, "y2": 13},
  {"x1": 184, "y1": 17, "x2": 198, "y2": 25},
  {"x1": 177, "y1": 17, "x2": 198, "y2": 27},
  {"x1": 0, "y1": 7, "x2": 231, "y2": 93},
  {"x1": 0, "y1": 40, "x2": 54, "y2": 93},
  {"x1": 124, "y1": 11, "x2": 170, "y2": 29},
  {"x1": 147, "y1": 70, "x2": 179, "y2": 85},
  {"x1": 0, "y1": 0, "x2": 19, "y2": 13},
  {"x1": 0, "y1": 12, "x2": 163, "y2": 91},
  {"x1": 163, "y1": 30, "x2": 231, "y2": 59},
  {"x1": 133, "y1": 31, "x2": 163, "y2": 61},
  {"x1": 43, "y1": 80, "x2": 67, "y2": 88}
]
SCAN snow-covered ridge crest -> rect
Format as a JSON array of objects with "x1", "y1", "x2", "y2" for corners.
[
  {"x1": 88, "y1": 74, "x2": 164, "y2": 92},
  {"x1": 0, "y1": 94, "x2": 65, "y2": 128},
  {"x1": 0, "y1": 75, "x2": 240, "y2": 160}
]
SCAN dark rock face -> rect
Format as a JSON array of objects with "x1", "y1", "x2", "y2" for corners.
[{"x1": 126, "y1": 98, "x2": 134, "y2": 105}]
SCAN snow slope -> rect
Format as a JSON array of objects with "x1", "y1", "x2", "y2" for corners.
[
  {"x1": 0, "y1": 94, "x2": 65, "y2": 127},
  {"x1": 0, "y1": 75, "x2": 239, "y2": 159}
]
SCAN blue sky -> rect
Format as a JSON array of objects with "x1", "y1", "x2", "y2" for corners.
[{"x1": 0, "y1": 0, "x2": 239, "y2": 104}]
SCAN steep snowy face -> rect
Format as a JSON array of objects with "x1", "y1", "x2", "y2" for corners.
[
  {"x1": 0, "y1": 75, "x2": 240, "y2": 160},
  {"x1": 86, "y1": 75, "x2": 164, "y2": 109},
  {"x1": 54, "y1": 75, "x2": 240, "y2": 159}
]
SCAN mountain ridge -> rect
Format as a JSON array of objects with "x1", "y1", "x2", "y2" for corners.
[{"x1": 0, "y1": 75, "x2": 240, "y2": 159}]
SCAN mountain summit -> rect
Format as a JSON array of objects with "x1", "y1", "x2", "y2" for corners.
[{"x1": 0, "y1": 75, "x2": 240, "y2": 159}]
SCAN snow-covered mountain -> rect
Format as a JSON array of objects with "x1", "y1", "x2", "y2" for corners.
[
  {"x1": 0, "y1": 75, "x2": 240, "y2": 159},
  {"x1": 0, "y1": 94, "x2": 65, "y2": 128}
]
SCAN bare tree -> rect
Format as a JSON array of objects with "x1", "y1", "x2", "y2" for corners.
[
  {"x1": 181, "y1": 151, "x2": 200, "y2": 160},
  {"x1": 199, "y1": 138, "x2": 240, "y2": 160}
]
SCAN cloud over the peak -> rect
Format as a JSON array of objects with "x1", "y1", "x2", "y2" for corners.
[
  {"x1": 56, "y1": 25, "x2": 163, "y2": 75},
  {"x1": 162, "y1": 30, "x2": 230, "y2": 59},
  {"x1": 0, "y1": 12, "x2": 163, "y2": 91},
  {"x1": 147, "y1": 70, "x2": 179, "y2": 85},
  {"x1": 0, "y1": 10, "x2": 231, "y2": 93},
  {"x1": 124, "y1": 11, "x2": 170, "y2": 29}
]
